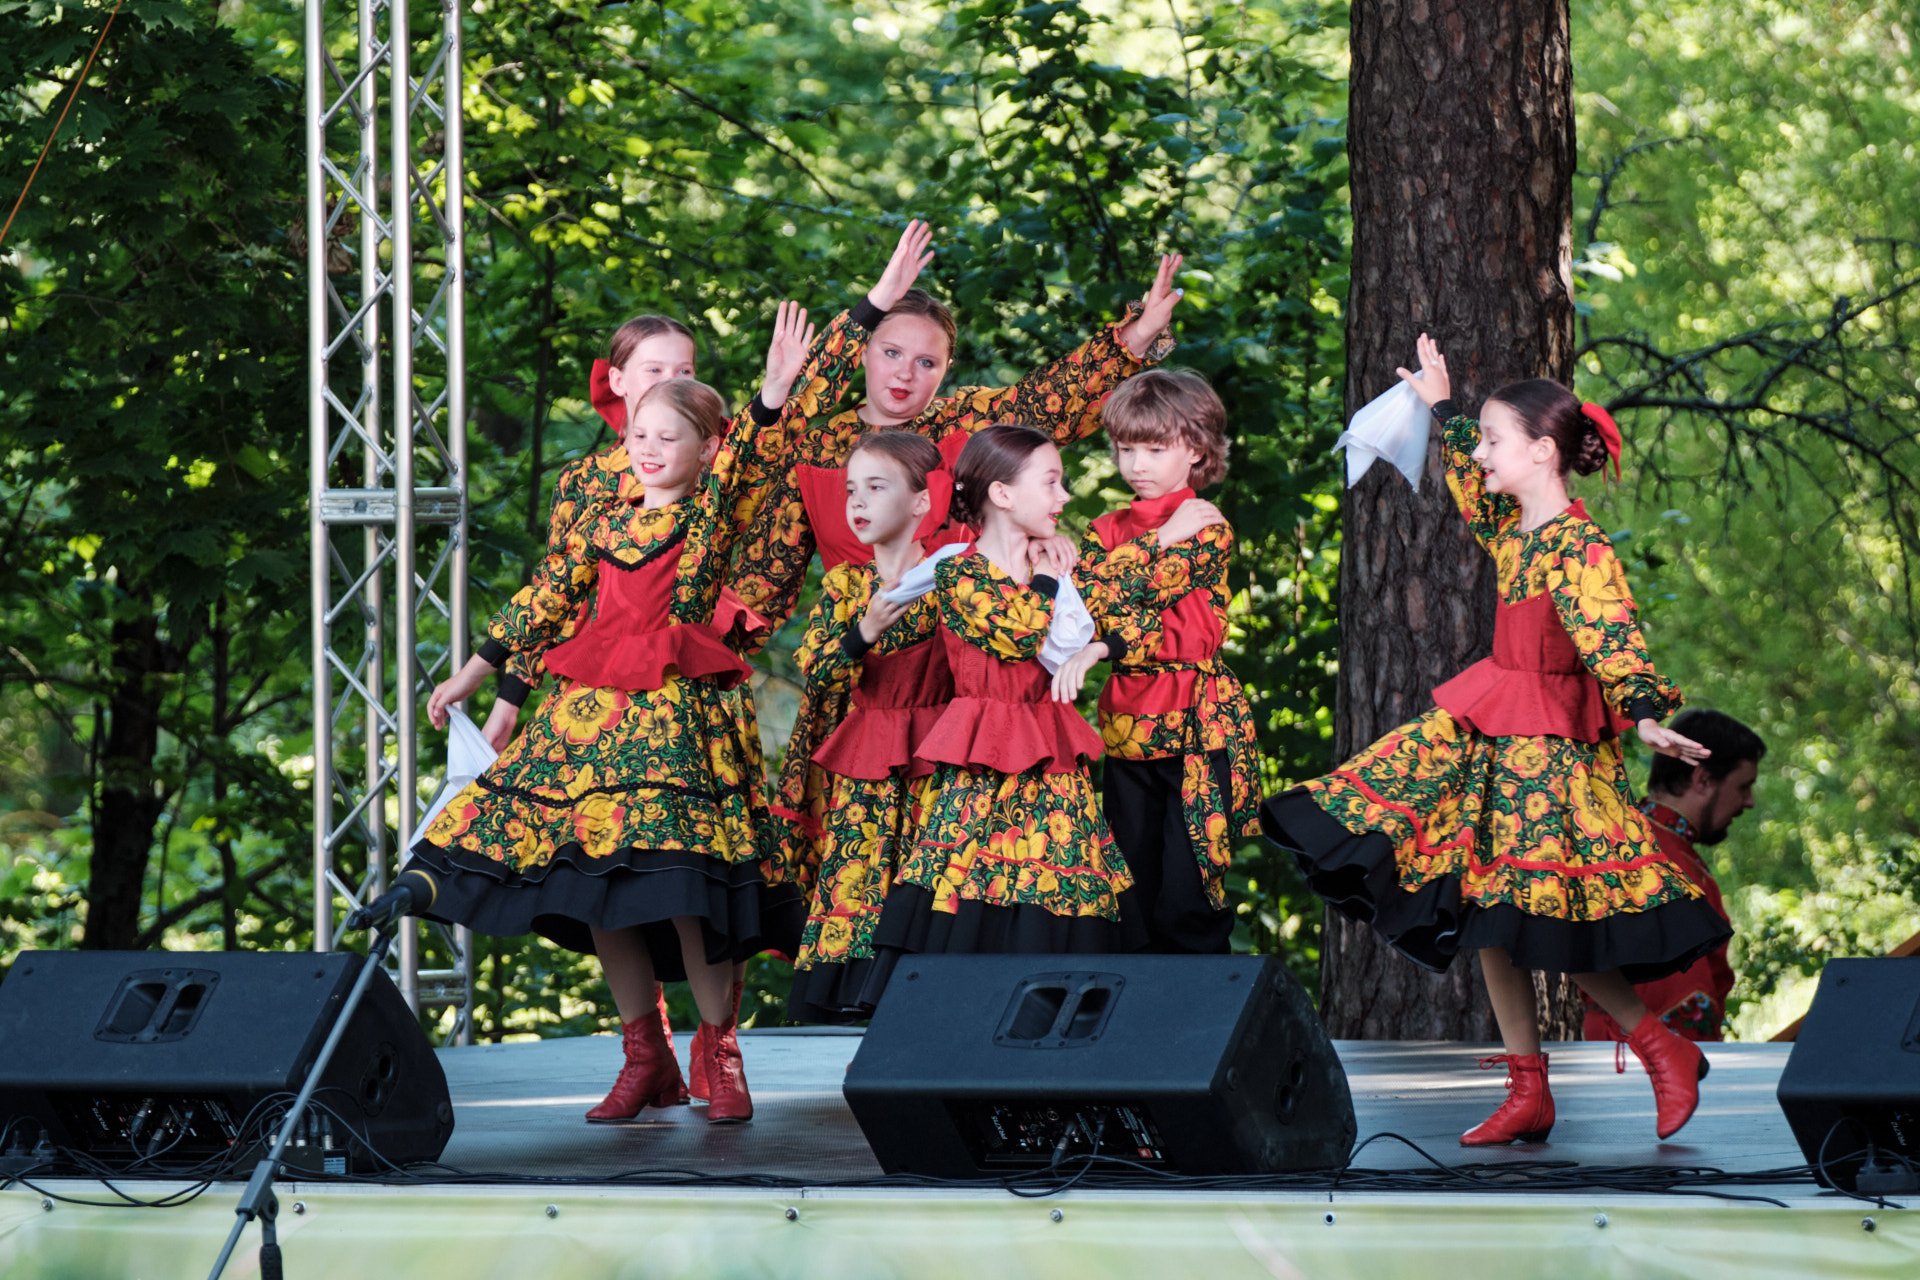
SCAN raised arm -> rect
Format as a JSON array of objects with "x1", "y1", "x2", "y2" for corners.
[
  {"x1": 1397, "y1": 333, "x2": 1514, "y2": 549},
  {"x1": 924, "y1": 254, "x2": 1185, "y2": 446},
  {"x1": 1546, "y1": 534, "x2": 1683, "y2": 726},
  {"x1": 793, "y1": 565, "x2": 871, "y2": 700}
]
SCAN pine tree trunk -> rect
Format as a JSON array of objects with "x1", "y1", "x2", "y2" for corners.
[
  {"x1": 1323, "y1": 0, "x2": 1583, "y2": 1041},
  {"x1": 83, "y1": 613, "x2": 170, "y2": 949}
]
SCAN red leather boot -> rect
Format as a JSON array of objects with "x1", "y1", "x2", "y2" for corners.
[
  {"x1": 1460, "y1": 1053, "x2": 1554, "y2": 1146},
  {"x1": 657, "y1": 985, "x2": 689, "y2": 1106},
  {"x1": 1628, "y1": 1014, "x2": 1709, "y2": 1139},
  {"x1": 584, "y1": 1014, "x2": 687, "y2": 1123},
  {"x1": 689, "y1": 977, "x2": 744, "y2": 1103},
  {"x1": 702, "y1": 1015, "x2": 754, "y2": 1124}
]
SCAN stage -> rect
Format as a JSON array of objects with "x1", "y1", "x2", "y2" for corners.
[{"x1": 1, "y1": 1034, "x2": 1913, "y2": 1278}]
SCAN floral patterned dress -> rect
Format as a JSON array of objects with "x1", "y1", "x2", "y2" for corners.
[
  {"x1": 869, "y1": 549, "x2": 1141, "y2": 969},
  {"x1": 1080, "y1": 489, "x2": 1263, "y2": 951},
  {"x1": 494, "y1": 309, "x2": 884, "y2": 891},
  {"x1": 408, "y1": 386, "x2": 816, "y2": 978},
  {"x1": 1260, "y1": 403, "x2": 1731, "y2": 980},
  {"x1": 784, "y1": 562, "x2": 953, "y2": 1021},
  {"x1": 726, "y1": 304, "x2": 1175, "y2": 639}
]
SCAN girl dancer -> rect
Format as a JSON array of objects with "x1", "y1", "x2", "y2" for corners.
[
  {"x1": 727, "y1": 253, "x2": 1187, "y2": 638},
  {"x1": 785, "y1": 433, "x2": 957, "y2": 1021},
  {"x1": 1056, "y1": 368, "x2": 1263, "y2": 954},
  {"x1": 1261, "y1": 335, "x2": 1731, "y2": 1144},
  {"x1": 409, "y1": 304, "x2": 820, "y2": 1125},
  {"x1": 872, "y1": 425, "x2": 1139, "y2": 968}
]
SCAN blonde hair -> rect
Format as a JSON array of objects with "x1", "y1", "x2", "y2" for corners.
[
  {"x1": 632, "y1": 379, "x2": 726, "y2": 441},
  {"x1": 608, "y1": 314, "x2": 695, "y2": 368},
  {"x1": 1102, "y1": 368, "x2": 1230, "y2": 489}
]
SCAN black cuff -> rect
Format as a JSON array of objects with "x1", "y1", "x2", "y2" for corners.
[
  {"x1": 842, "y1": 626, "x2": 876, "y2": 661},
  {"x1": 851, "y1": 297, "x2": 888, "y2": 332},
  {"x1": 1627, "y1": 697, "x2": 1658, "y2": 726},
  {"x1": 477, "y1": 638, "x2": 509, "y2": 668},
  {"x1": 1431, "y1": 398, "x2": 1461, "y2": 421},
  {"x1": 1029, "y1": 574, "x2": 1060, "y2": 600},
  {"x1": 496, "y1": 672, "x2": 533, "y2": 708},
  {"x1": 749, "y1": 394, "x2": 782, "y2": 427},
  {"x1": 1098, "y1": 631, "x2": 1127, "y2": 668}
]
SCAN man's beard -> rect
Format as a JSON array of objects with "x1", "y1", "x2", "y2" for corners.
[{"x1": 1693, "y1": 822, "x2": 1730, "y2": 847}]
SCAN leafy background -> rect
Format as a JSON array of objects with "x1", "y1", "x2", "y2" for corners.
[{"x1": 2, "y1": 0, "x2": 1913, "y2": 1041}]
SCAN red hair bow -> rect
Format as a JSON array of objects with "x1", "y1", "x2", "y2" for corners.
[
  {"x1": 589, "y1": 358, "x2": 626, "y2": 432},
  {"x1": 1581, "y1": 402, "x2": 1622, "y2": 479}
]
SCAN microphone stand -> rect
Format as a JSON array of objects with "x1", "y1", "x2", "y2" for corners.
[{"x1": 207, "y1": 927, "x2": 397, "y2": 1280}]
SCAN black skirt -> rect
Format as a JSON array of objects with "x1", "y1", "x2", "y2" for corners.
[
  {"x1": 408, "y1": 838, "x2": 803, "y2": 983},
  {"x1": 1261, "y1": 789, "x2": 1731, "y2": 983}
]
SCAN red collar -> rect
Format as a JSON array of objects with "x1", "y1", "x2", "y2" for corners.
[
  {"x1": 1105, "y1": 487, "x2": 1195, "y2": 542},
  {"x1": 1637, "y1": 799, "x2": 1694, "y2": 842}
]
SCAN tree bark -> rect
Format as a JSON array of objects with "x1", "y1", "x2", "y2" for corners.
[
  {"x1": 1325, "y1": 0, "x2": 1583, "y2": 1041},
  {"x1": 83, "y1": 612, "x2": 171, "y2": 949}
]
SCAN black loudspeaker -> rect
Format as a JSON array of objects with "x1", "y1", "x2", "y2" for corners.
[
  {"x1": 0, "y1": 950, "x2": 453, "y2": 1175},
  {"x1": 1777, "y1": 957, "x2": 1920, "y2": 1193},
  {"x1": 843, "y1": 954, "x2": 1355, "y2": 1178}
]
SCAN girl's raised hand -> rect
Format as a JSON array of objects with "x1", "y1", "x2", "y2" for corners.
[
  {"x1": 1120, "y1": 253, "x2": 1185, "y2": 358},
  {"x1": 759, "y1": 300, "x2": 817, "y2": 409},
  {"x1": 1030, "y1": 535, "x2": 1078, "y2": 581},
  {"x1": 1394, "y1": 332, "x2": 1452, "y2": 407},
  {"x1": 1639, "y1": 720, "x2": 1711, "y2": 765},
  {"x1": 867, "y1": 219, "x2": 936, "y2": 313}
]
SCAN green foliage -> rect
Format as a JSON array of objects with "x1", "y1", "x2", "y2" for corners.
[{"x1": 1573, "y1": 0, "x2": 1920, "y2": 1035}]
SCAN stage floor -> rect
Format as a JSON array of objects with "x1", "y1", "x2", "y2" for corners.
[{"x1": 3, "y1": 1034, "x2": 1916, "y2": 1279}]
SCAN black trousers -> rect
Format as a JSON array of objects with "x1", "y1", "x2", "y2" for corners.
[{"x1": 1103, "y1": 751, "x2": 1235, "y2": 954}]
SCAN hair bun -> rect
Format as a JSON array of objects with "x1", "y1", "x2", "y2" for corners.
[{"x1": 1571, "y1": 426, "x2": 1610, "y2": 477}]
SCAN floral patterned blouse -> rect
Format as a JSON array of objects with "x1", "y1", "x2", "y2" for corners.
[
  {"x1": 1436, "y1": 402, "x2": 1681, "y2": 725},
  {"x1": 497, "y1": 303, "x2": 882, "y2": 697},
  {"x1": 728, "y1": 306, "x2": 1175, "y2": 636}
]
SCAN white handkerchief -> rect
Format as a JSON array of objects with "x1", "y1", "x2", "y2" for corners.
[
  {"x1": 1333, "y1": 372, "x2": 1434, "y2": 490},
  {"x1": 1039, "y1": 572, "x2": 1097, "y2": 675},
  {"x1": 880, "y1": 542, "x2": 970, "y2": 604},
  {"x1": 408, "y1": 705, "x2": 500, "y2": 846}
]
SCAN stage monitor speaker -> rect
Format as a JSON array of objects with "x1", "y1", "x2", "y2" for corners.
[
  {"x1": 0, "y1": 950, "x2": 453, "y2": 1175},
  {"x1": 843, "y1": 954, "x2": 1354, "y2": 1179},
  {"x1": 1776, "y1": 957, "x2": 1920, "y2": 1193}
]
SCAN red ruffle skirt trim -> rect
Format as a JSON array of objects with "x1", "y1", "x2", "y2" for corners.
[
  {"x1": 813, "y1": 704, "x2": 947, "y2": 781},
  {"x1": 913, "y1": 696, "x2": 1104, "y2": 775},
  {"x1": 544, "y1": 622, "x2": 751, "y2": 692},
  {"x1": 1432, "y1": 658, "x2": 1630, "y2": 743}
]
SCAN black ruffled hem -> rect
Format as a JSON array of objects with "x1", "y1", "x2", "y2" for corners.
[
  {"x1": 853, "y1": 882, "x2": 1148, "y2": 1006},
  {"x1": 408, "y1": 839, "x2": 803, "y2": 982},
  {"x1": 785, "y1": 955, "x2": 886, "y2": 1025},
  {"x1": 1261, "y1": 789, "x2": 1732, "y2": 983}
]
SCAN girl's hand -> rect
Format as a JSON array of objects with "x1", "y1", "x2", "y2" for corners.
[
  {"x1": 858, "y1": 592, "x2": 910, "y2": 645},
  {"x1": 1119, "y1": 253, "x2": 1184, "y2": 358},
  {"x1": 1030, "y1": 535, "x2": 1078, "y2": 580},
  {"x1": 1639, "y1": 719, "x2": 1710, "y2": 764},
  {"x1": 1394, "y1": 332, "x2": 1451, "y2": 407},
  {"x1": 1156, "y1": 498, "x2": 1225, "y2": 547},
  {"x1": 481, "y1": 698, "x2": 521, "y2": 754},
  {"x1": 758, "y1": 300, "x2": 817, "y2": 409},
  {"x1": 1051, "y1": 640, "x2": 1110, "y2": 703},
  {"x1": 867, "y1": 219, "x2": 936, "y2": 313},
  {"x1": 427, "y1": 654, "x2": 495, "y2": 730}
]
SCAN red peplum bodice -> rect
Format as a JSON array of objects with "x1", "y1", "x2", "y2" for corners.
[
  {"x1": 1431, "y1": 591, "x2": 1631, "y2": 742},
  {"x1": 913, "y1": 627, "x2": 1106, "y2": 776},
  {"x1": 543, "y1": 543, "x2": 751, "y2": 692},
  {"x1": 810, "y1": 637, "x2": 954, "y2": 781}
]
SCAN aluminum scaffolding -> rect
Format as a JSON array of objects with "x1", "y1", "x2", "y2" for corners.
[{"x1": 306, "y1": 0, "x2": 473, "y2": 1041}]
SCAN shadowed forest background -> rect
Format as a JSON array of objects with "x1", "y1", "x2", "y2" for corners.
[{"x1": 2, "y1": 0, "x2": 1915, "y2": 1041}]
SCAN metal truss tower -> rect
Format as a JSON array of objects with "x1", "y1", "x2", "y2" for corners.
[{"x1": 305, "y1": 0, "x2": 473, "y2": 1041}]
